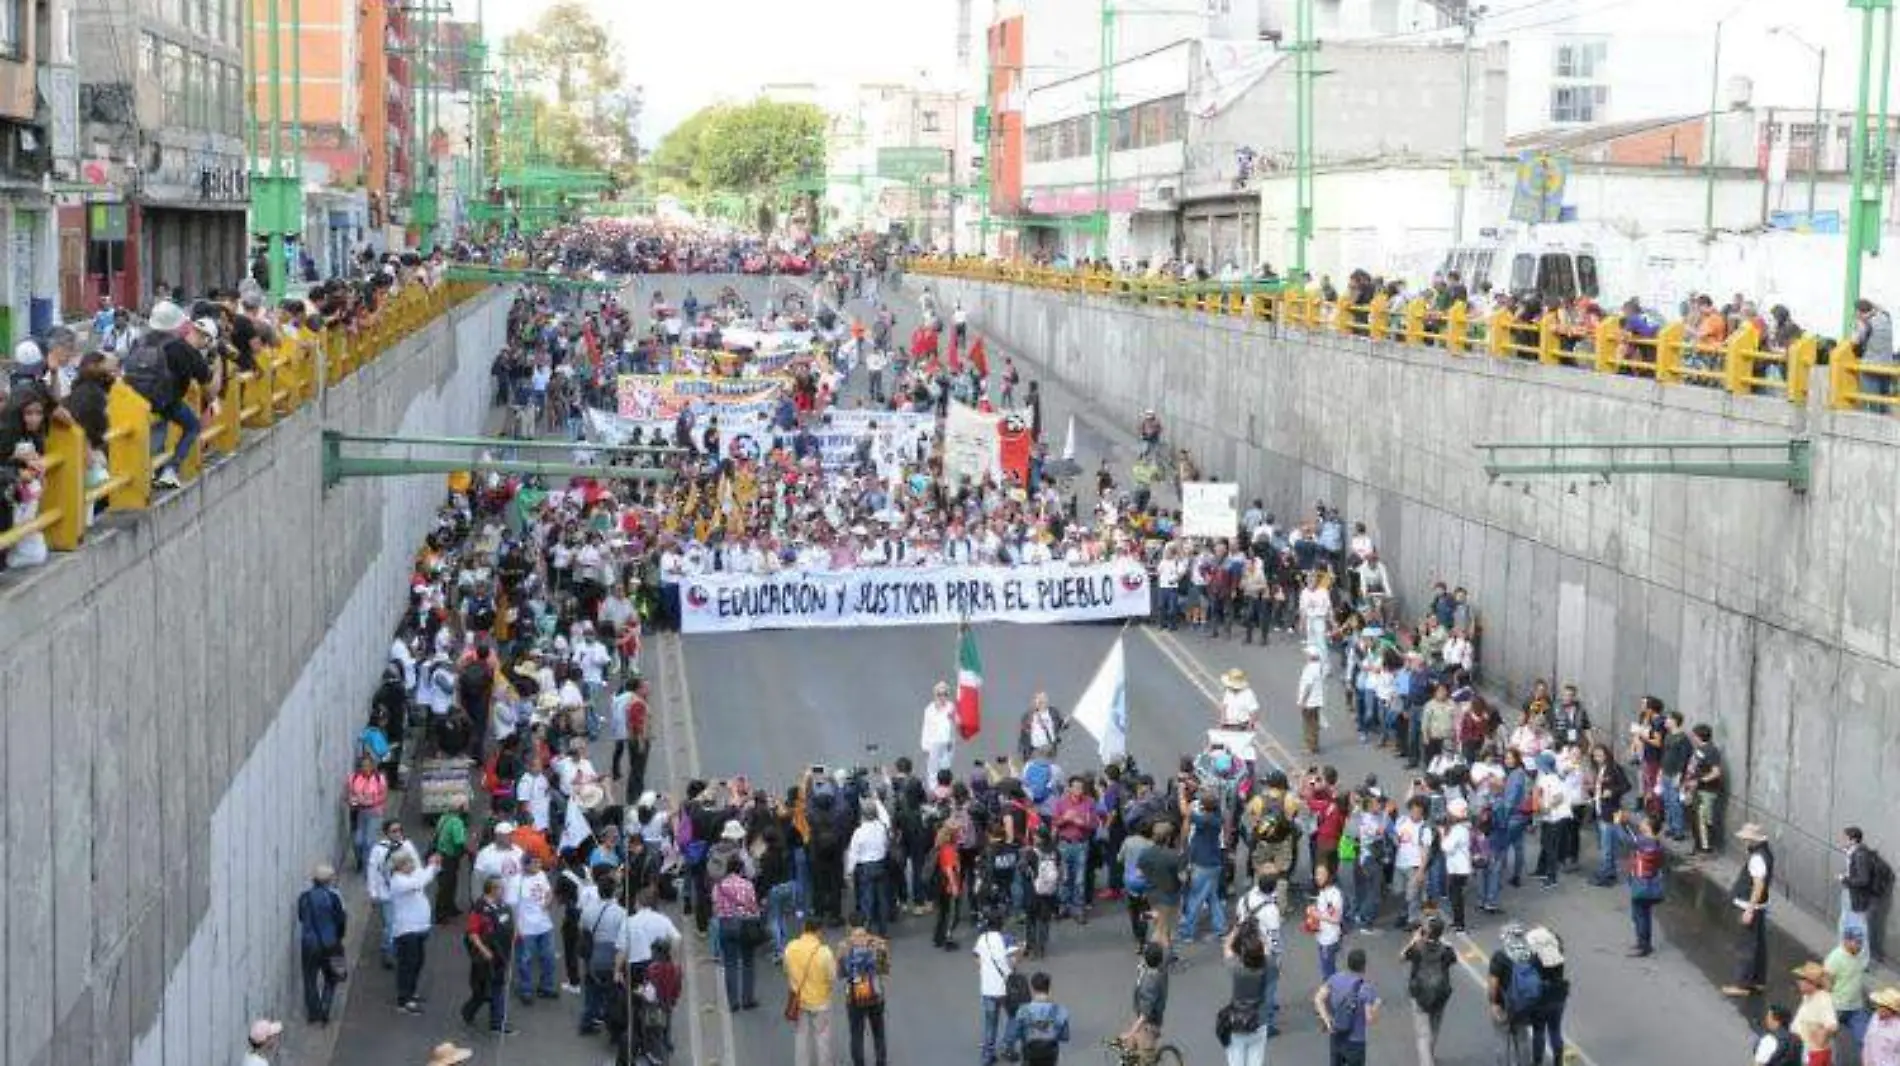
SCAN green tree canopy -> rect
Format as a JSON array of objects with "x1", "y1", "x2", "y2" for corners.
[
  {"x1": 649, "y1": 99, "x2": 827, "y2": 196},
  {"x1": 501, "y1": 2, "x2": 641, "y2": 183}
]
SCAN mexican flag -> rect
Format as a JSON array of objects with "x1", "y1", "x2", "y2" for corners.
[{"x1": 955, "y1": 623, "x2": 983, "y2": 741}]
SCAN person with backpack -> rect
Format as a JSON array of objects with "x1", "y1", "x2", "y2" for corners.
[
  {"x1": 123, "y1": 302, "x2": 217, "y2": 489},
  {"x1": 1489, "y1": 922, "x2": 1563, "y2": 1066},
  {"x1": 1401, "y1": 915, "x2": 1457, "y2": 1066},
  {"x1": 1314, "y1": 946, "x2": 1381, "y2": 1066},
  {"x1": 1005, "y1": 971, "x2": 1071, "y2": 1065},
  {"x1": 837, "y1": 924, "x2": 891, "y2": 1066},
  {"x1": 1217, "y1": 922, "x2": 1270, "y2": 1065},
  {"x1": 1840, "y1": 826, "x2": 1893, "y2": 948},
  {"x1": 367, "y1": 821, "x2": 420, "y2": 969},
  {"x1": 1025, "y1": 826, "x2": 1063, "y2": 958},
  {"x1": 1617, "y1": 810, "x2": 1666, "y2": 956}
]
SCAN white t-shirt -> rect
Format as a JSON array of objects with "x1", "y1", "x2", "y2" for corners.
[
  {"x1": 1537, "y1": 775, "x2": 1571, "y2": 824},
  {"x1": 515, "y1": 871, "x2": 556, "y2": 936},
  {"x1": 1752, "y1": 1034, "x2": 1782, "y2": 1064},
  {"x1": 1300, "y1": 588, "x2": 1331, "y2": 622},
  {"x1": 473, "y1": 844, "x2": 525, "y2": 906},
  {"x1": 1394, "y1": 817, "x2": 1430, "y2": 870},
  {"x1": 1442, "y1": 822, "x2": 1473, "y2": 876},
  {"x1": 1240, "y1": 889, "x2": 1283, "y2": 954},
  {"x1": 974, "y1": 931, "x2": 1017, "y2": 998},
  {"x1": 518, "y1": 773, "x2": 553, "y2": 830},
  {"x1": 618, "y1": 907, "x2": 681, "y2": 965},
  {"x1": 1220, "y1": 689, "x2": 1261, "y2": 728},
  {"x1": 1314, "y1": 884, "x2": 1345, "y2": 946},
  {"x1": 920, "y1": 699, "x2": 957, "y2": 750}
]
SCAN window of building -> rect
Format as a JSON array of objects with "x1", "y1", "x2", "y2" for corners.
[
  {"x1": 140, "y1": 31, "x2": 159, "y2": 80},
  {"x1": 187, "y1": 51, "x2": 206, "y2": 127},
  {"x1": 162, "y1": 41, "x2": 186, "y2": 124},
  {"x1": 0, "y1": 0, "x2": 21, "y2": 57},
  {"x1": 921, "y1": 109, "x2": 941, "y2": 133},
  {"x1": 1549, "y1": 85, "x2": 1607, "y2": 124},
  {"x1": 191, "y1": 0, "x2": 208, "y2": 36},
  {"x1": 1113, "y1": 109, "x2": 1133, "y2": 151},
  {"x1": 227, "y1": 62, "x2": 242, "y2": 135},
  {"x1": 1552, "y1": 39, "x2": 1607, "y2": 79}
]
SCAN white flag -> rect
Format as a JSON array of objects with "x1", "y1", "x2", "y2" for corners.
[
  {"x1": 1071, "y1": 637, "x2": 1128, "y2": 763},
  {"x1": 1061, "y1": 414, "x2": 1076, "y2": 462}
]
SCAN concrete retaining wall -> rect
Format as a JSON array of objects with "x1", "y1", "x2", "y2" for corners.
[
  {"x1": 0, "y1": 288, "x2": 511, "y2": 1066},
  {"x1": 933, "y1": 277, "x2": 1900, "y2": 935}
]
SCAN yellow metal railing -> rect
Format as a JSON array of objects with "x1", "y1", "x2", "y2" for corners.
[
  {"x1": 4, "y1": 280, "x2": 482, "y2": 560},
  {"x1": 908, "y1": 258, "x2": 1828, "y2": 408}
]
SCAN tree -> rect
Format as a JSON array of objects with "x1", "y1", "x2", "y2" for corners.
[
  {"x1": 650, "y1": 99, "x2": 826, "y2": 196},
  {"x1": 502, "y1": 3, "x2": 642, "y2": 182}
]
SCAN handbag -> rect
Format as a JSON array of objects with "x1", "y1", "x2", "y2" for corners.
[
  {"x1": 1215, "y1": 997, "x2": 1262, "y2": 1047},
  {"x1": 736, "y1": 914, "x2": 769, "y2": 949}
]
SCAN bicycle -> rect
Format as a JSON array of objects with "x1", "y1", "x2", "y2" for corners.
[{"x1": 1100, "y1": 1036, "x2": 1185, "y2": 1066}]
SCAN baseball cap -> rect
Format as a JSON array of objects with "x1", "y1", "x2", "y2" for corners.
[{"x1": 248, "y1": 1019, "x2": 283, "y2": 1045}]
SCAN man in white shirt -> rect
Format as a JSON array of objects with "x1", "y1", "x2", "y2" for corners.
[
  {"x1": 1297, "y1": 647, "x2": 1328, "y2": 755},
  {"x1": 1392, "y1": 797, "x2": 1435, "y2": 930},
  {"x1": 578, "y1": 880, "x2": 627, "y2": 1033},
  {"x1": 472, "y1": 822, "x2": 526, "y2": 907},
  {"x1": 1218, "y1": 670, "x2": 1261, "y2": 730},
  {"x1": 920, "y1": 681, "x2": 959, "y2": 781},
  {"x1": 1023, "y1": 692, "x2": 1062, "y2": 757},
  {"x1": 845, "y1": 799, "x2": 893, "y2": 936},
  {"x1": 517, "y1": 753, "x2": 554, "y2": 832},
  {"x1": 514, "y1": 852, "x2": 560, "y2": 999},
  {"x1": 616, "y1": 887, "x2": 682, "y2": 983},
  {"x1": 366, "y1": 821, "x2": 421, "y2": 967},
  {"x1": 973, "y1": 914, "x2": 1020, "y2": 1065}
]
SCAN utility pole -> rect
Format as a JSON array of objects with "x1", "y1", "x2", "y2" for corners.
[
  {"x1": 1093, "y1": 0, "x2": 1114, "y2": 260},
  {"x1": 1703, "y1": 18, "x2": 1727, "y2": 241},
  {"x1": 1452, "y1": 4, "x2": 1480, "y2": 245},
  {"x1": 248, "y1": 0, "x2": 302, "y2": 303},
  {"x1": 1292, "y1": 0, "x2": 1316, "y2": 281},
  {"x1": 1844, "y1": 0, "x2": 1895, "y2": 335}
]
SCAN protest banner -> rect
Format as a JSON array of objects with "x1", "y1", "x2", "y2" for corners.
[
  {"x1": 616, "y1": 373, "x2": 782, "y2": 421},
  {"x1": 811, "y1": 409, "x2": 937, "y2": 469},
  {"x1": 944, "y1": 402, "x2": 1003, "y2": 483},
  {"x1": 1180, "y1": 481, "x2": 1241, "y2": 539},
  {"x1": 680, "y1": 559, "x2": 1154, "y2": 634}
]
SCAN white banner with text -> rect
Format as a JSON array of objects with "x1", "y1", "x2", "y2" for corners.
[{"x1": 680, "y1": 560, "x2": 1154, "y2": 634}]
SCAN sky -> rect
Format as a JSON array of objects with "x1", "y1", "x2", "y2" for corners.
[
  {"x1": 458, "y1": 0, "x2": 961, "y2": 147},
  {"x1": 453, "y1": 0, "x2": 1897, "y2": 145}
]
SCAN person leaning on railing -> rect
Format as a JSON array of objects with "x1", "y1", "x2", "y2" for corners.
[{"x1": 122, "y1": 301, "x2": 218, "y2": 490}]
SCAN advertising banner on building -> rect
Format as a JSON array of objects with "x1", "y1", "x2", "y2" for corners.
[{"x1": 680, "y1": 560, "x2": 1154, "y2": 634}]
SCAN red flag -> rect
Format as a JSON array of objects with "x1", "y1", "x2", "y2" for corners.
[
  {"x1": 955, "y1": 624, "x2": 983, "y2": 741},
  {"x1": 970, "y1": 338, "x2": 990, "y2": 378},
  {"x1": 997, "y1": 416, "x2": 1033, "y2": 486}
]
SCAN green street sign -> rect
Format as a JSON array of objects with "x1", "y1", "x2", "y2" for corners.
[{"x1": 877, "y1": 147, "x2": 950, "y2": 181}]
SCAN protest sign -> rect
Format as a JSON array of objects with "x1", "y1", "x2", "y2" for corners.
[
  {"x1": 616, "y1": 373, "x2": 782, "y2": 421},
  {"x1": 811, "y1": 410, "x2": 937, "y2": 470},
  {"x1": 944, "y1": 402, "x2": 1003, "y2": 483},
  {"x1": 680, "y1": 560, "x2": 1153, "y2": 634},
  {"x1": 1180, "y1": 481, "x2": 1240, "y2": 539}
]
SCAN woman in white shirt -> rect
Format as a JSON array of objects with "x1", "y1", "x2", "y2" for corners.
[
  {"x1": 1441, "y1": 799, "x2": 1474, "y2": 933},
  {"x1": 1309, "y1": 862, "x2": 1346, "y2": 982},
  {"x1": 1299, "y1": 574, "x2": 1334, "y2": 657},
  {"x1": 386, "y1": 852, "x2": 442, "y2": 1012},
  {"x1": 1532, "y1": 753, "x2": 1571, "y2": 889}
]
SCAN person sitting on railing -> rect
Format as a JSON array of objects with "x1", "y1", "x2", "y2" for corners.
[
  {"x1": 1617, "y1": 299, "x2": 1661, "y2": 369},
  {"x1": 1688, "y1": 295, "x2": 1728, "y2": 375},
  {"x1": 123, "y1": 301, "x2": 218, "y2": 491}
]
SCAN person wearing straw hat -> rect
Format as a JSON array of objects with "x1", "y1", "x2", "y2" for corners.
[
  {"x1": 424, "y1": 1042, "x2": 473, "y2": 1066},
  {"x1": 1792, "y1": 961, "x2": 1841, "y2": 1065},
  {"x1": 1723, "y1": 822, "x2": 1776, "y2": 998},
  {"x1": 1217, "y1": 669, "x2": 1260, "y2": 732},
  {"x1": 1863, "y1": 987, "x2": 1900, "y2": 1065}
]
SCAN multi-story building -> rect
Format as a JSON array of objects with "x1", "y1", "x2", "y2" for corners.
[
  {"x1": 0, "y1": 0, "x2": 72, "y2": 341},
  {"x1": 359, "y1": 0, "x2": 411, "y2": 251},
  {"x1": 70, "y1": 0, "x2": 246, "y2": 309}
]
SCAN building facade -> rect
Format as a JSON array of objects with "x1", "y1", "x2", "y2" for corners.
[{"x1": 70, "y1": 0, "x2": 245, "y2": 310}]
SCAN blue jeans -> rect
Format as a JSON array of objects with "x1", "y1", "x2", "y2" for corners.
[
  {"x1": 1662, "y1": 779, "x2": 1686, "y2": 837},
  {"x1": 581, "y1": 971, "x2": 612, "y2": 1031},
  {"x1": 1059, "y1": 840, "x2": 1090, "y2": 913},
  {"x1": 1631, "y1": 898, "x2": 1656, "y2": 952},
  {"x1": 1259, "y1": 957, "x2": 1282, "y2": 1030},
  {"x1": 351, "y1": 810, "x2": 381, "y2": 872},
  {"x1": 1595, "y1": 821, "x2": 1620, "y2": 882},
  {"x1": 1157, "y1": 588, "x2": 1180, "y2": 629},
  {"x1": 768, "y1": 882, "x2": 799, "y2": 955},
  {"x1": 1479, "y1": 859, "x2": 1504, "y2": 908},
  {"x1": 1180, "y1": 864, "x2": 1228, "y2": 940},
  {"x1": 718, "y1": 927, "x2": 756, "y2": 1007},
  {"x1": 1505, "y1": 821, "x2": 1529, "y2": 882},
  {"x1": 981, "y1": 995, "x2": 1010, "y2": 1063},
  {"x1": 854, "y1": 861, "x2": 890, "y2": 936},
  {"x1": 1352, "y1": 861, "x2": 1383, "y2": 928},
  {"x1": 150, "y1": 400, "x2": 201, "y2": 473},
  {"x1": 515, "y1": 930, "x2": 556, "y2": 997},
  {"x1": 1841, "y1": 1007, "x2": 1872, "y2": 1047},
  {"x1": 1355, "y1": 690, "x2": 1376, "y2": 737},
  {"x1": 1318, "y1": 940, "x2": 1341, "y2": 982},
  {"x1": 377, "y1": 900, "x2": 396, "y2": 962}
]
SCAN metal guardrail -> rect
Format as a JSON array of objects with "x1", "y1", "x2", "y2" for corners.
[
  {"x1": 0, "y1": 281, "x2": 484, "y2": 558},
  {"x1": 906, "y1": 259, "x2": 1896, "y2": 411}
]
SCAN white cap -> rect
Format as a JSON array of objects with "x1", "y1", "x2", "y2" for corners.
[
  {"x1": 11, "y1": 340, "x2": 41, "y2": 367},
  {"x1": 494, "y1": 820, "x2": 517, "y2": 834},
  {"x1": 248, "y1": 1019, "x2": 283, "y2": 1045},
  {"x1": 191, "y1": 317, "x2": 221, "y2": 341},
  {"x1": 148, "y1": 300, "x2": 187, "y2": 332}
]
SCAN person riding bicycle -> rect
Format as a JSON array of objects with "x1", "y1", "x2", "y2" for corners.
[
  {"x1": 1136, "y1": 410, "x2": 1163, "y2": 462},
  {"x1": 1117, "y1": 942, "x2": 1170, "y2": 1056}
]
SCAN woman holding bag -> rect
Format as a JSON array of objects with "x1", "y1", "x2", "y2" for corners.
[{"x1": 713, "y1": 858, "x2": 765, "y2": 1012}]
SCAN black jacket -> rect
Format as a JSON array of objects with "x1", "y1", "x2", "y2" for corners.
[{"x1": 65, "y1": 377, "x2": 111, "y2": 452}]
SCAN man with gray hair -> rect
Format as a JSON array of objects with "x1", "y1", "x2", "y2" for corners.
[{"x1": 295, "y1": 863, "x2": 347, "y2": 1024}]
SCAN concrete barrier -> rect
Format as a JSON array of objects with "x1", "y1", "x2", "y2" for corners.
[
  {"x1": 931, "y1": 275, "x2": 1900, "y2": 943},
  {"x1": 0, "y1": 286, "x2": 511, "y2": 1066}
]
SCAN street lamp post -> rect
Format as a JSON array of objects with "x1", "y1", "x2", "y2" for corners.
[
  {"x1": 1771, "y1": 26, "x2": 1827, "y2": 223},
  {"x1": 1845, "y1": 0, "x2": 1896, "y2": 336}
]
